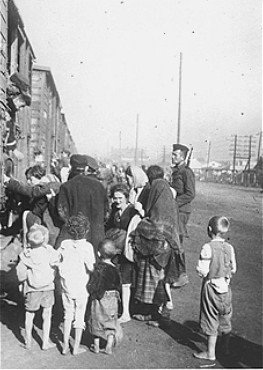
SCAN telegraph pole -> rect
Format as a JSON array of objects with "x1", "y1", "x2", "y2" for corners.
[
  {"x1": 232, "y1": 135, "x2": 237, "y2": 172},
  {"x1": 248, "y1": 135, "x2": 252, "y2": 171},
  {"x1": 162, "y1": 145, "x2": 166, "y2": 166},
  {"x1": 134, "y1": 114, "x2": 139, "y2": 165},
  {"x1": 206, "y1": 140, "x2": 211, "y2": 180},
  {"x1": 177, "y1": 52, "x2": 183, "y2": 144},
  {"x1": 257, "y1": 131, "x2": 262, "y2": 162}
]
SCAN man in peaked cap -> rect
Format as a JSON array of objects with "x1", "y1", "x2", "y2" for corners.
[
  {"x1": 56, "y1": 154, "x2": 108, "y2": 255},
  {"x1": 85, "y1": 155, "x2": 99, "y2": 172},
  {"x1": 67, "y1": 154, "x2": 87, "y2": 180},
  {"x1": 170, "y1": 143, "x2": 195, "y2": 288}
]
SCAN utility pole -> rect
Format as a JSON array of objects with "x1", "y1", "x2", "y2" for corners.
[
  {"x1": 248, "y1": 135, "x2": 252, "y2": 171},
  {"x1": 134, "y1": 114, "x2": 139, "y2": 165},
  {"x1": 257, "y1": 131, "x2": 262, "y2": 162},
  {"x1": 162, "y1": 145, "x2": 166, "y2": 166},
  {"x1": 232, "y1": 135, "x2": 237, "y2": 172},
  {"x1": 206, "y1": 140, "x2": 211, "y2": 180},
  {"x1": 177, "y1": 52, "x2": 183, "y2": 144}
]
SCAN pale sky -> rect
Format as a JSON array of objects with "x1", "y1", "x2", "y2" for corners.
[{"x1": 14, "y1": 0, "x2": 262, "y2": 161}]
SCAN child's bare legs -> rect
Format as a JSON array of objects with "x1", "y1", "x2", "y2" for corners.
[
  {"x1": 61, "y1": 293, "x2": 78, "y2": 354},
  {"x1": 194, "y1": 334, "x2": 217, "y2": 360},
  {"x1": 73, "y1": 328, "x2": 86, "y2": 355},
  {"x1": 119, "y1": 284, "x2": 131, "y2": 323},
  {"x1": 105, "y1": 334, "x2": 114, "y2": 355},
  {"x1": 62, "y1": 318, "x2": 72, "y2": 354},
  {"x1": 25, "y1": 311, "x2": 35, "y2": 349},
  {"x1": 42, "y1": 307, "x2": 55, "y2": 350},
  {"x1": 221, "y1": 333, "x2": 230, "y2": 355},
  {"x1": 165, "y1": 283, "x2": 173, "y2": 309},
  {"x1": 91, "y1": 337, "x2": 100, "y2": 353}
]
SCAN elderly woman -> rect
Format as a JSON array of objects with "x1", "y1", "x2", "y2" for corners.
[{"x1": 132, "y1": 175, "x2": 181, "y2": 327}]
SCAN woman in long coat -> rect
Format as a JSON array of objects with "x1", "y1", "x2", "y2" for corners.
[{"x1": 133, "y1": 177, "x2": 181, "y2": 326}]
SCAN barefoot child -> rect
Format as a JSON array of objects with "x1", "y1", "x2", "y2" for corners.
[
  {"x1": 16, "y1": 224, "x2": 57, "y2": 350},
  {"x1": 88, "y1": 239, "x2": 122, "y2": 355},
  {"x1": 56, "y1": 212, "x2": 95, "y2": 355},
  {"x1": 194, "y1": 216, "x2": 237, "y2": 362}
]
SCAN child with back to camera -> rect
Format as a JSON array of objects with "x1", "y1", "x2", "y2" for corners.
[
  {"x1": 56, "y1": 212, "x2": 95, "y2": 355},
  {"x1": 194, "y1": 216, "x2": 237, "y2": 362},
  {"x1": 16, "y1": 224, "x2": 57, "y2": 350},
  {"x1": 87, "y1": 239, "x2": 122, "y2": 355}
]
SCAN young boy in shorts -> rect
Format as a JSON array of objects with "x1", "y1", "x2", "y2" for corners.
[
  {"x1": 194, "y1": 216, "x2": 237, "y2": 362},
  {"x1": 16, "y1": 224, "x2": 58, "y2": 350},
  {"x1": 56, "y1": 212, "x2": 95, "y2": 355}
]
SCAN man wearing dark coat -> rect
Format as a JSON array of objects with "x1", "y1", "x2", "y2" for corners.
[
  {"x1": 56, "y1": 154, "x2": 108, "y2": 255},
  {"x1": 170, "y1": 144, "x2": 195, "y2": 288}
]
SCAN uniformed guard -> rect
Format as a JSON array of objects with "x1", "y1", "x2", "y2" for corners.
[{"x1": 170, "y1": 143, "x2": 195, "y2": 287}]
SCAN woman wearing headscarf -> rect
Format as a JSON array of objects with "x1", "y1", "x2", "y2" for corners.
[
  {"x1": 132, "y1": 174, "x2": 181, "y2": 327},
  {"x1": 125, "y1": 165, "x2": 150, "y2": 216}
]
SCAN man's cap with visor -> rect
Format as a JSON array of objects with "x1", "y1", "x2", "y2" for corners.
[{"x1": 172, "y1": 144, "x2": 189, "y2": 154}]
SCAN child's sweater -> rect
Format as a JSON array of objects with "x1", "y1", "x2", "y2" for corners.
[
  {"x1": 16, "y1": 245, "x2": 57, "y2": 293},
  {"x1": 87, "y1": 261, "x2": 121, "y2": 300}
]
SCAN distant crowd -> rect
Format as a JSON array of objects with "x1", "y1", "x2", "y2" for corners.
[{"x1": 1, "y1": 144, "x2": 237, "y2": 363}]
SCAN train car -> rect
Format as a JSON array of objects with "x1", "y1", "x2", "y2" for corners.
[
  {"x1": 30, "y1": 65, "x2": 77, "y2": 173},
  {"x1": 0, "y1": 0, "x2": 76, "y2": 215},
  {"x1": 1, "y1": 0, "x2": 35, "y2": 212}
]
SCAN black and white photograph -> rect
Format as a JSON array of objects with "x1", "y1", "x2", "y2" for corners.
[{"x1": 0, "y1": 0, "x2": 262, "y2": 368}]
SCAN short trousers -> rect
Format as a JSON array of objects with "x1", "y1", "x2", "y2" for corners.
[
  {"x1": 88, "y1": 290, "x2": 119, "y2": 341},
  {"x1": 25, "y1": 290, "x2": 55, "y2": 312},
  {"x1": 200, "y1": 281, "x2": 232, "y2": 336},
  {"x1": 62, "y1": 292, "x2": 88, "y2": 329}
]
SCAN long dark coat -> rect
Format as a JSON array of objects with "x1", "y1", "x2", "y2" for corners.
[{"x1": 56, "y1": 174, "x2": 108, "y2": 253}]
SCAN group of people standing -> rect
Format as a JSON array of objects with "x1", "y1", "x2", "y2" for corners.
[{"x1": 2, "y1": 142, "x2": 237, "y2": 363}]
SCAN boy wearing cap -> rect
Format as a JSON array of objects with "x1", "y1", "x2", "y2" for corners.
[
  {"x1": 171, "y1": 144, "x2": 195, "y2": 287},
  {"x1": 16, "y1": 224, "x2": 58, "y2": 350}
]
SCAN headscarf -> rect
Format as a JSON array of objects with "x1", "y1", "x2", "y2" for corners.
[
  {"x1": 128, "y1": 166, "x2": 148, "y2": 204},
  {"x1": 129, "y1": 166, "x2": 148, "y2": 189},
  {"x1": 134, "y1": 178, "x2": 180, "y2": 253},
  {"x1": 146, "y1": 178, "x2": 180, "y2": 248}
]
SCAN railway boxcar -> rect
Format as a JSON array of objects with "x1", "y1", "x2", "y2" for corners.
[{"x1": 1, "y1": 0, "x2": 76, "y2": 215}]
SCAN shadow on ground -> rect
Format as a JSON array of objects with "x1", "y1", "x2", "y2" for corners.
[
  {"x1": 216, "y1": 333, "x2": 263, "y2": 369},
  {"x1": 1, "y1": 287, "x2": 262, "y2": 368},
  {"x1": 159, "y1": 319, "x2": 263, "y2": 368},
  {"x1": 0, "y1": 287, "x2": 94, "y2": 355}
]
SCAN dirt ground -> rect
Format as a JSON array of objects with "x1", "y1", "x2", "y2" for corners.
[{"x1": 0, "y1": 181, "x2": 262, "y2": 369}]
